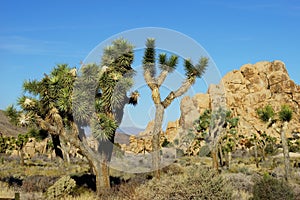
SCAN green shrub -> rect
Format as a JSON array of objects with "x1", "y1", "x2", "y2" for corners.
[
  {"x1": 252, "y1": 174, "x2": 294, "y2": 200},
  {"x1": 161, "y1": 138, "x2": 170, "y2": 147},
  {"x1": 45, "y1": 176, "x2": 76, "y2": 199}
]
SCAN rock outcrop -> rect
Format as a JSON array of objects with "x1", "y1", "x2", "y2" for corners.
[
  {"x1": 125, "y1": 61, "x2": 300, "y2": 153},
  {"x1": 169, "y1": 60, "x2": 300, "y2": 141}
]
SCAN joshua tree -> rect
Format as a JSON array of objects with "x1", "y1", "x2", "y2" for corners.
[
  {"x1": 194, "y1": 108, "x2": 239, "y2": 169},
  {"x1": 221, "y1": 111, "x2": 239, "y2": 168},
  {"x1": 257, "y1": 104, "x2": 293, "y2": 181},
  {"x1": 249, "y1": 133, "x2": 260, "y2": 168},
  {"x1": 142, "y1": 38, "x2": 208, "y2": 178},
  {"x1": 5, "y1": 39, "x2": 138, "y2": 196},
  {"x1": 15, "y1": 133, "x2": 29, "y2": 166},
  {"x1": 73, "y1": 39, "x2": 138, "y2": 189},
  {"x1": 278, "y1": 105, "x2": 293, "y2": 181}
]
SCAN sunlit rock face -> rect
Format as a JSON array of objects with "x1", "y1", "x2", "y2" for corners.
[{"x1": 125, "y1": 61, "x2": 300, "y2": 154}]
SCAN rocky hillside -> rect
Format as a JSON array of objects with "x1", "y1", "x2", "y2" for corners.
[
  {"x1": 125, "y1": 61, "x2": 300, "y2": 153},
  {"x1": 176, "y1": 60, "x2": 300, "y2": 139},
  {"x1": 0, "y1": 110, "x2": 27, "y2": 137}
]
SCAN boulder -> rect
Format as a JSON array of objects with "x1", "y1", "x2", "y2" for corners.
[{"x1": 123, "y1": 60, "x2": 300, "y2": 155}]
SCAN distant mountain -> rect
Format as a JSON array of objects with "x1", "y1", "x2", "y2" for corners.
[
  {"x1": 0, "y1": 110, "x2": 27, "y2": 137},
  {"x1": 117, "y1": 127, "x2": 144, "y2": 135},
  {"x1": 115, "y1": 127, "x2": 145, "y2": 145},
  {"x1": 114, "y1": 132, "x2": 131, "y2": 145}
]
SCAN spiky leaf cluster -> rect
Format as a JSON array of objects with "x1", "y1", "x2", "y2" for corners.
[
  {"x1": 159, "y1": 53, "x2": 178, "y2": 72},
  {"x1": 73, "y1": 64, "x2": 100, "y2": 125},
  {"x1": 184, "y1": 57, "x2": 208, "y2": 83},
  {"x1": 279, "y1": 105, "x2": 293, "y2": 122},
  {"x1": 91, "y1": 113, "x2": 117, "y2": 141},
  {"x1": 143, "y1": 38, "x2": 156, "y2": 77},
  {"x1": 6, "y1": 64, "x2": 76, "y2": 130},
  {"x1": 257, "y1": 105, "x2": 275, "y2": 123},
  {"x1": 4, "y1": 105, "x2": 20, "y2": 125},
  {"x1": 74, "y1": 39, "x2": 136, "y2": 141},
  {"x1": 101, "y1": 38, "x2": 134, "y2": 74}
]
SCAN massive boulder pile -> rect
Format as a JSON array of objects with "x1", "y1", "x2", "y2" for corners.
[{"x1": 124, "y1": 61, "x2": 300, "y2": 153}]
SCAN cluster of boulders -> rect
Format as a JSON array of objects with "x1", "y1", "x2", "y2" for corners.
[{"x1": 122, "y1": 61, "x2": 300, "y2": 154}]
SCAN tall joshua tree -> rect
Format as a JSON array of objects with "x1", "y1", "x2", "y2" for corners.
[
  {"x1": 142, "y1": 38, "x2": 208, "y2": 178},
  {"x1": 73, "y1": 38, "x2": 138, "y2": 189},
  {"x1": 278, "y1": 105, "x2": 293, "y2": 181},
  {"x1": 6, "y1": 39, "x2": 138, "y2": 196},
  {"x1": 257, "y1": 104, "x2": 293, "y2": 181}
]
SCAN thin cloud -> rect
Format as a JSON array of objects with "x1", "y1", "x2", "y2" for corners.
[
  {"x1": 0, "y1": 25, "x2": 89, "y2": 34},
  {"x1": 0, "y1": 36, "x2": 86, "y2": 58}
]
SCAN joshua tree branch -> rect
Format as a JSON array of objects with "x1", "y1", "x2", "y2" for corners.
[
  {"x1": 162, "y1": 78, "x2": 193, "y2": 108},
  {"x1": 144, "y1": 70, "x2": 156, "y2": 90},
  {"x1": 156, "y1": 70, "x2": 168, "y2": 87},
  {"x1": 35, "y1": 115, "x2": 60, "y2": 135}
]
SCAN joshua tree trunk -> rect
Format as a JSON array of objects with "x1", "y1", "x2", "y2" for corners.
[
  {"x1": 59, "y1": 140, "x2": 70, "y2": 164},
  {"x1": 262, "y1": 146, "x2": 266, "y2": 161},
  {"x1": 19, "y1": 149, "x2": 25, "y2": 166},
  {"x1": 51, "y1": 135, "x2": 64, "y2": 159},
  {"x1": 281, "y1": 121, "x2": 290, "y2": 181},
  {"x1": 101, "y1": 154, "x2": 110, "y2": 188},
  {"x1": 254, "y1": 141, "x2": 259, "y2": 168},
  {"x1": 218, "y1": 144, "x2": 223, "y2": 167},
  {"x1": 224, "y1": 151, "x2": 231, "y2": 169},
  {"x1": 152, "y1": 104, "x2": 164, "y2": 179},
  {"x1": 39, "y1": 119, "x2": 109, "y2": 195},
  {"x1": 211, "y1": 148, "x2": 219, "y2": 170},
  {"x1": 91, "y1": 159, "x2": 105, "y2": 196}
]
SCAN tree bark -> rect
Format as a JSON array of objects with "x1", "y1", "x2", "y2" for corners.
[
  {"x1": 281, "y1": 121, "x2": 290, "y2": 181},
  {"x1": 38, "y1": 119, "x2": 108, "y2": 195},
  {"x1": 211, "y1": 148, "x2": 219, "y2": 170},
  {"x1": 254, "y1": 141, "x2": 259, "y2": 168},
  {"x1": 92, "y1": 159, "x2": 106, "y2": 196},
  {"x1": 51, "y1": 135, "x2": 63, "y2": 159},
  {"x1": 101, "y1": 154, "x2": 110, "y2": 188},
  {"x1": 225, "y1": 151, "x2": 231, "y2": 169},
  {"x1": 262, "y1": 146, "x2": 266, "y2": 161},
  {"x1": 59, "y1": 140, "x2": 70, "y2": 164},
  {"x1": 19, "y1": 149, "x2": 25, "y2": 166},
  {"x1": 152, "y1": 104, "x2": 164, "y2": 179},
  {"x1": 218, "y1": 144, "x2": 223, "y2": 167}
]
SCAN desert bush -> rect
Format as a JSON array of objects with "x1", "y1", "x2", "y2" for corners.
[
  {"x1": 161, "y1": 163, "x2": 184, "y2": 175},
  {"x1": 289, "y1": 182, "x2": 300, "y2": 200},
  {"x1": 45, "y1": 175, "x2": 76, "y2": 199},
  {"x1": 22, "y1": 175, "x2": 58, "y2": 192},
  {"x1": 252, "y1": 174, "x2": 294, "y2": 200},
  {"x1": 225, "y1": 173, "x2": 254, "y2": 193},
  {"x1": 133, "y1": 166, "x2": 233, "y2": 200},
  {"x1": 232, "y1": 189, "x2": 252, "y2": 200}
]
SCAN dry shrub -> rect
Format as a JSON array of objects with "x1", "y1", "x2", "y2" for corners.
[
  {"x1": 161, "y1": 163, "x2": 184, "y2": 175},
  {"x1": 132, "y1": 166, "x2": 233, "y2": 200},
  {"x1": 22, "y1": 175, "x2": 58, "y2": 192},
  {"x1": 232, "y1": 189, "x2": 252, "y2": 200},
  {"x1": 225, "y1": 173, "x2": 254, "y2": 193},
  {"x1": 252, "y1": 174, "x2": 294, "y2": 200}
]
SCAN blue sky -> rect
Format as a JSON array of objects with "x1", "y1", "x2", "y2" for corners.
[{"x1": 1, "y1": 0, "x2": 299, "y2": 131}]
